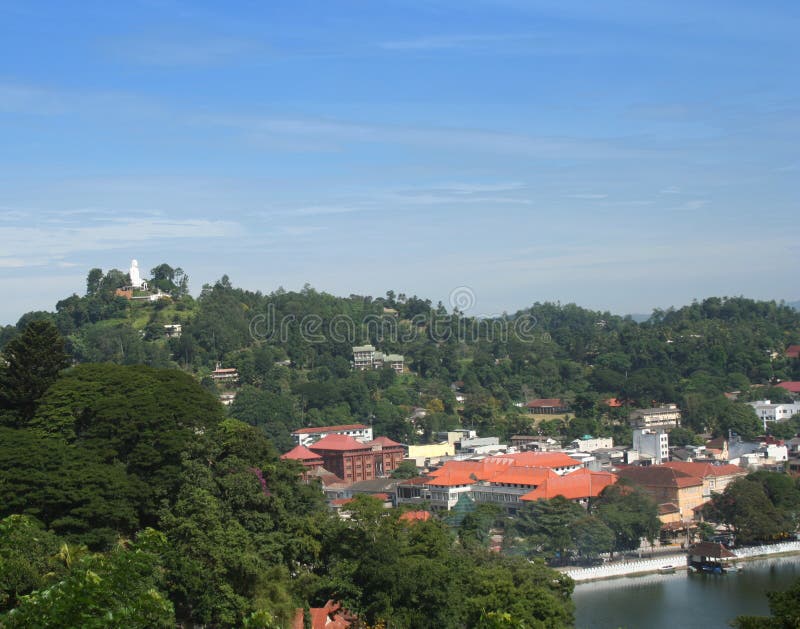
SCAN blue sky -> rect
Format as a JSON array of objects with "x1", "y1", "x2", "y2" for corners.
[{"x1": 1, "y1": 0, "x2": 798, "y2": 323}]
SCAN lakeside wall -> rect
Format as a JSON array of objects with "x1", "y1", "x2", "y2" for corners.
[{"x1": 565, "y1": 540, "x2": 800, "y2": 582}]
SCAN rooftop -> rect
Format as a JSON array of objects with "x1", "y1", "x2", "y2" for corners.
[
  {"x1": 281, "y1": 445, "x2": 324, "y2": 461},
  {"x1": 292, "y1": 424, "x2": 370, "y2": 435},
  {"x1": 521, "y1": 469, "x2": 616, "y2": 502},
  {"x1": 526, "y1": 398, "x2": 568, "y2": 408},
  {"x1": 310, "y1": 434, "x2": 372, "y2": 451}
]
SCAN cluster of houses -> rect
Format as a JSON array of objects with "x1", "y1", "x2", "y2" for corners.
[{"x1": 281, "y1": 390, "x2": 800, "y2": 541}]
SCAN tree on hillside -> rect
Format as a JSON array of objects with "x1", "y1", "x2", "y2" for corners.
[
  {"x1": 0, "y1": 320, "x2": 69, "y2": 422},
  {"x1": 86, "y1": 268, "x2": 103, "y2": 296}
]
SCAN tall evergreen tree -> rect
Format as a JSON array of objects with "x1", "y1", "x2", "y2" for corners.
[{"x1": 0, "y1": 320, "x2": 69, "y2": 423}]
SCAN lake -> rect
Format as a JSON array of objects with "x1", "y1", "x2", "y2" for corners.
[{"x1": 573, "y1": 555, "x2": 800, "y2": 629}]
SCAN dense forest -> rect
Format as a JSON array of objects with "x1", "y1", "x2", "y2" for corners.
[
  {"x1": 2, "y1": 264, "x2": 799, "y2": 449},
  {"x1": 0, "y1": 320, "x2": 573, "y2": 627},
  {"x1": 1, "y1": 266, "x2": 800, "y2": 626}
]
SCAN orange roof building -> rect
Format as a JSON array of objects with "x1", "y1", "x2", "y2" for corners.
[
  {"x1": 520, "y1": 468, "x2": 616, "y2": 504},
  {"x1": 292, "y1": 600, "x2": 351, "y2": 629}
]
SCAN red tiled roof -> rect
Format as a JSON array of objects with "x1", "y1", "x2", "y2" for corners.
[
  {"x1": 615, "y1": 465, "x2": 703, "y2": 488},
  {"x1": 777, "y1": 382, "x2": 800, "y2": 394},
  {"x1": 330, "y1": 498, "x2": 355, "y2": 506},
  {"x1": 309, "y1": 434, "x2": 372, "y2": 451},
  {"x1": 658, "y1": 502, "x2": 680, "y2": 515},
  {"x1": 292, "y1": 424, "x2": 370, "y2": 435},
  {"x1": 661, "y1": 462, "x2": 745, "y2": 478},
  {"x1": 426, "y1": 470, "x2": 478, "y2": 487},
  {"x1": 292, "y1": 600, "x2": 351, "y2": 629},
  {"x1": 368, "y1": 436, "x2": 404, "y2": 448},
  {"x1": 281, "y1": 445, "x2": 324, "y2": 461},
  {"x1": 603, "y1": 398, "x2": 624, "y2": 407},
  {"x1": 526, "y1": 398, "x2": 568, "y2": 408},
  {"x1": 521, "y1": 469, "x2": 616, "y2": 502},
  {"x1": 493, "y1": 451, "x2": 582, "y2": 469},
  {"x1": 371, "y1": 493, "x2": 390, "y2": 501},
  {"x1": 426, "y1": 453, "x2": 582, "y2": 488},
  {"x1": 491, "y1": 467, "x2": 557, "y2": 486},
  {"x1": 399, "y1": 510, "x2": 432, "y2": 523},
  {"x1": 786, "y1": 345, "x2": 800, "y2": 359}
]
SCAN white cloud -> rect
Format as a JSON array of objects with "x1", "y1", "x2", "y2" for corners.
[
  {"x1": 565, "y1": 193, "x2": 607, "y2": 199},
  {"x1": 0, "y1": 217, "x2": 243, "y2": 268},
  {"x1": 110, "y1": 37, "x2": 262, "y2": 67}
]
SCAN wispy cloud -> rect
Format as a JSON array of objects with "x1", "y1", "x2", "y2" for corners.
[
  {"x1": 565, "y1": 193, "x2": 607, "y2": 199},
  {"x1": 109, "y1": 36, "x2": 263, "y2": 67},
  {"x1": 195, "y1": 113, "x2": 663, "y2": 160},
  {"x1": 0, "y1": 216, "x2": 243, "y2": 269},
  {"x1": 660, "y1": 186, "x2": 681, "y2": 194},
  {"x1": 379, "y1": 33, "x2": 543, "y2": 52}
]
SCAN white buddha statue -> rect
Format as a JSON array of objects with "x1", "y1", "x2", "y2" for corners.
[{"x1": 129, "y1": 259, "x2": 143, "y2": 289}]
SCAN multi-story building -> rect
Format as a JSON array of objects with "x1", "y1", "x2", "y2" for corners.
[
  {"x1": 308, "y1": 434, "x2": 377, "y2": 483},
  {"x1": 629, "y1": 404, "x2": 682, "y2": 429},
  {"x1": 352, "y1": 345, "x2": 404, "y2": 373},
  {"x1": 291, "y1": 424, "x2": 373, "y2": 447},
  {"x1": 633, "y1": 428, "x2": 669, "y2": 463},
  {"x1": 352, "y1": 345, "x2": 376, "y2": 370},
  {"x1": 396, "y1": 451, "x2": 593, "y2": 513},
  {"x1": 296, "y1": 433, "x2": 404, "y2": 483},
  {"x1": 748, "y1": 399, "x2": 800, "y2": 430}
]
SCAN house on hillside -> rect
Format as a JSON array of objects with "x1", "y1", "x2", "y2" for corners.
[
  {"x1": 526, "y1": 398, "x2": 571, "y2": 415},
  {"x1": 629, "y1": 404, "x2": 681, "y2": 429}
]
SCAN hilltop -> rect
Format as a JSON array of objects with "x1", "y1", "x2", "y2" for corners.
[{"x1": 1, "y1": 264, "x2": 799, "y2": 451}]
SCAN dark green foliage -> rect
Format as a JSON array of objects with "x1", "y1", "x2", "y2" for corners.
[
  {"x1": 704, "y1": 473, "x2": 800, "y2": 544},
  {"x1": 0, "y1": 320, "x2": 69, "y2": 422},
  {"x1": 507, "y1": 497, "x2": 613, "y2": 563},
  {"x1": 0, "y1": 364, "x2": 224, "y2": 548},
  {"x1": 0, "y1": 427, "x2": 138, "y2": 548},
  {"x1": 0, "y1": 528, "x2": 175, "y2": 628},
  {"x1": 159, "y1": 419, "x2": 324, "y2": 627},
  {"x1": 0, "y1": 515, "x2": 64, "y2": 611},
  {"x1": 390, "y1": 460, "x2": 420, "y2": 480},
  {"x1": 228, "y1": 385, "x2": 299, "y2": 451},
  {"x1": 592, "y1": 482, "x2": 661, "y2": 555}
]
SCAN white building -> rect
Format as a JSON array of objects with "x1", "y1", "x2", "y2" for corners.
[
  {"x1": 633, "y1": 428, "x2": 669, "y2": 464},
  {"x1": 747, "y1": 400, "x2": 800, "y2": 430},
  {"x1": 352, "y1": 345, "x2": 404, "y2": 373},
  {"x1": 291, "y1": 423, "x2": 374, "y2": 447},
  {"x1": 629, "y1": 404, "x2": 681, "y2": 429},
  {"x1": 569, "y1": 435, "x2": 613, "y2": 452}
]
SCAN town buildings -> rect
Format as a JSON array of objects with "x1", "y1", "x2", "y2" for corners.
[
  {"x1": 629, "y1": 404, "x2": 682, "y2": 429},
  {"x1": 615, "y1": 461, "x2": 746, "y2": 522},
  {"x1": 352, "y1": 345, "x2": 404, "y2": 373}
]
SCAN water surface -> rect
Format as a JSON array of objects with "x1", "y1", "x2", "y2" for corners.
[{"x1": 573, "y1": 556, "x2": 800, "y2": 629}]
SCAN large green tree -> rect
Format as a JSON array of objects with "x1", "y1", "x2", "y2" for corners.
[
  {"x1": 0, "y1": 320, "x2": 69, "y2": 422},
  {"x1": 592, "y1": 482, "x2": 661, "y2": 555}
]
